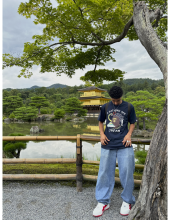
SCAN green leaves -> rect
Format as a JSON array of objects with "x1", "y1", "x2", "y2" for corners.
[
  {"x1": 3, "y1": 0, "x2": 167, "y2": 82},
  {"x1": 14, "y1": 107, "x2": 38, "y2": 121},
  {"x1": 54, "y1": 108, "x2": 66, "y2": 119},
  {"x1": 64, "y1": 97, "x2": 87, "y2": 116},
  {"x1": 125, "y1": 90, "x2": 165, "y2": 121},
  {"x1": 3, "y1": 96, "x2": 23, "y2": 114},
  {"x1": 80, "y1": 68, "x2": 125, "y2": 84},
  {"x1": 30, "y1": 96, "x2": 50, "y2": 108},
  {"x1": 3, "y1": 133, "x2": 28, "y2": 158}
]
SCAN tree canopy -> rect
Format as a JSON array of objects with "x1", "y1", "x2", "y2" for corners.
[
  {"x1": 124, "y1": 90, "x2": 165, "y2": 129},
  {"x1": 3, "y1": 95, "x2": 23, "y2": 114},
  {"x1": 3, "y1": 133, "x2": 28, "y2": 158},
  {"x1": 3, "y1": 0, "x2": 167, "y2": 84},
  {"x1": 29, "y1": 96, "x2": 50, "y2": 114}
]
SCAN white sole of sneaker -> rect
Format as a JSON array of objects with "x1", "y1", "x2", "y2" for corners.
[
  {"x1": 120, "y1": 213, "x2": 129, "y2": 216},
  {"x1": 93, "y1": 207, "x2": 110, "y2": 217}
]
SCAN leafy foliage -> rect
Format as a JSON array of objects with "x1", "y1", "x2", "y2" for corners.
[
  {"x1": 30, "y1": 96, "x2": 50, "y2": 114},
  {"x1": 64, "y1": 97, "x2": 87, "y2": 116},
  {"x1": 14, "y1": 107, "x2": 38, "y2": 121},
  {"x1": 135, "y1": 150, "x2": 147, "y2": 165},
  {"x1": 124, "y1": 90, "x2": 165, "y2": 129},
  {"x1": 3, "y1": 133, "x2": 28, "y2": 158},
  {"x1": 9, "y1": 112, "x2": 15, "y2": 119},
  {"x1": 54, "y1": 108, "x2": 66, "y2": 119},
  {"x1": 3, "y1": 96, "x2": 23, "y2": 114},
  {"x1": 4, "y1": 0, "x2": 167, "y2": 84}
]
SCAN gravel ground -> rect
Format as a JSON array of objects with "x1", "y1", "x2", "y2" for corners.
[{"x1": 3, "y1": 182, "x2": 139, "y2": 220}]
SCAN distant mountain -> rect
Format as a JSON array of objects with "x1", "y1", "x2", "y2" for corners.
[
  {"x1": 3, "y1": 79, "x2": 164, "y2": 91},
  {"x1": 28, "y1": 85, "x2": 40, "y2": 90},
  {"x1": 47, "y1": 83, "x2": 68, "y2": 89},
  {"x1": 4, "y1": 83, "x2": 68, "y2": 91},
  {"x1": 28, "y1": 83, "x2": 68, "y2": 90},
  {"x1": 122, "y1": 78, "x2": 164, "y2": 86}
]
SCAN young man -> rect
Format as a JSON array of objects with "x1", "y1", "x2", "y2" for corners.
[{"x1": 93, "y1": 86, "x2": 136, "y2": 217}]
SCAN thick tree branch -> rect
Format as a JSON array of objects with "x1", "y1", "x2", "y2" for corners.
[{"x1": 94, "y1": 45, "x2": 104, "y2": 72}]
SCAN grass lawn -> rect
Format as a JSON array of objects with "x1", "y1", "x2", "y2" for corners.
[{"x1": 3, "y1": 163, "x2": 142, "y2": 188}]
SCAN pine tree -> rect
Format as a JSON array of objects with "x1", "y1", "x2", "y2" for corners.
[{"x1": 29, "y1": 96, "x2": 49, "y2": 114}]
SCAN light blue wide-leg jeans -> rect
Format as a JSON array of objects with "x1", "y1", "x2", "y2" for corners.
[{"x1": 95, "y1": 147, "x2": 135, "y2": 205}]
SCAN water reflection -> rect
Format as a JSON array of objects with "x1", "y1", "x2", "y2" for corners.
[{"x1": 3, "y1": 119, "x2": 150, "y2": 160}]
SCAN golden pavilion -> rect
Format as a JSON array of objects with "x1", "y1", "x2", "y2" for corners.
[{"x1": 78, "y1": 86, "x2": 111, "y2": 113}]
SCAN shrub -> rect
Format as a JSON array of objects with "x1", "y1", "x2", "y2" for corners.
[
  {"x1": 3, "y1": 133, "x2": 28, "y2": 158},
  {"x1": 66, "y1": 117, "x2": 72, "y2": 121},
  {"x1": 9, "y1": 112, "x2": 15, "y2": 119},
  {"x1": 54, "y1": 108, "x2": 65, "y2": 119},
  {"x1": 135, "y1": 151, "x2": 147, "y2": 165},
  {"x1": 40, "y1": 108, "x2": 48, "y2": 114}
]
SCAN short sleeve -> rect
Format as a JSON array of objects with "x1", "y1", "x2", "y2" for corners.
[
  {"x1": 129, "y1": 104, "x2": 137, "y2": 124},
  {"x1": 98, "y1": 104, "x2": 106, "y2": 123}
]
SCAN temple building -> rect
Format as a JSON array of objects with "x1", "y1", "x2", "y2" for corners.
[{"x1": 78, "y1": 86, "x2": 111, "y2": 114}]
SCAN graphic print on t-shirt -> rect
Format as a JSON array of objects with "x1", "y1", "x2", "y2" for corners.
[{"x1": 107, "y1": 109, "x2": 126, "y2": 132}]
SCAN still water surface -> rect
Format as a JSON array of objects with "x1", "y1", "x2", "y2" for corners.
[{"x1": 3, "y1": 118, "x2": 149, "y2": 160}]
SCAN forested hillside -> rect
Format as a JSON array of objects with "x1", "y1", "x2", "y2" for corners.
[{"x1": 3, "y1": 78, "x2": 165, "y2": 120}]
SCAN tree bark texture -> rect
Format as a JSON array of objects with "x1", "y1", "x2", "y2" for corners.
[
  {"x1": 128, "y1": 2, "x2": 167, "y2": 219},
  {"x1": 132, "y1": 1, "x2": 167, "y2": 98},
  {"x1": 129, "y1": 101, "x2": 167, "y2": 220}
]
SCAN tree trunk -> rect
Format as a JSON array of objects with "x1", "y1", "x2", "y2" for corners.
[
  {"x1": 129, "y1": 101, "x2": 167, "y2": 220},
  {"x1": 38, "y1": 108, "x2": 40, "y2": 114},
  {"x1": 142, "y1": 117, "x2": 145, "y2": 130},
  {"x1": 16, "y1": 149, "x2": 21, "y2": 158},
  {"x1": 128, "y1": 2, "x2": 167, "y2": 219},
  {"x1": 137, "y1": 117, "x2": 139, "y2": 129}
]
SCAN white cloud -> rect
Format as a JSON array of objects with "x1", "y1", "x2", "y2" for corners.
[{"x1": 3, "y1": 0, "x2": 163, "y2": 90}]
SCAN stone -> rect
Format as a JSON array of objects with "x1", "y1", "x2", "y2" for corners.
[
  {"x1": 30, "y1": 126, "x2": 39, "y2": 133},
  {"x1": 18, "y1": 119, "x2": 24, "y2": 123},
  {"x1": 132, "y1": 129, "x2": 153, "y2": 138},
  {"x1": 4, "y1": 118, "x2": 11, "y2": 123}
]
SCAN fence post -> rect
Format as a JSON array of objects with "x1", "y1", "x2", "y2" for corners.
[{"x1": 76, "y1": 134, "x2": 83, "y2": 192}]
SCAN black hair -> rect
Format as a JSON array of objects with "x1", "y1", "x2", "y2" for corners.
[{"x1": 108, "y1": 86, "x2": 123, "y2": 99}]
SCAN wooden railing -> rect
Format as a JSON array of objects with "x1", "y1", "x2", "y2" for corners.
[{"x1": 3, "y1": 135, "x2": 151, "y2": 191}]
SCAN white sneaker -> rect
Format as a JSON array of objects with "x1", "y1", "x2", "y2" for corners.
[
  {"x1": 120, "y1": 201, "x2": 131, "y2": 216},
  {"x1": 93, "y1": 202, "x2": 110, "y2": 217}
]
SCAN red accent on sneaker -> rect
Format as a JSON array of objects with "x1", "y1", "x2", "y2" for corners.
[
  {"x1": 129, "y1": 204, "x2": 131, "y2": 210},
  {"x1": 120, "y1": 213, "x2": 129, "y2": 216},
  {"x1": 93, "y1": 205, "x2": 109, "y2": 217},
  {"x1": 102, "y1": 205, "x2": 107, "y2": 211}
]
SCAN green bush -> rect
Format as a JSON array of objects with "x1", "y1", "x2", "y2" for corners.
[
  {"x1": 3, "y1": 116, "x2": 7, "y2": 120},
  {"x1": 40, "y1": 108, "x2": 48, "y2": 114},
  {"x1": 54, "y1": 108, "x2": 65, "y2": 119},
  {"x1": 3, "y1": 133, "x2": 28, "y2": 158},
  {"x1": 139, "y1": 124, "x2": 143, "y2": 130},
  {"x1": 135, "y1": 151, "x2": 147, "y2": 165},
  {"x1": 9, "y1": 112, "x2": 15, "y2": 119},
  {"x1": 66, "y1": 117, "x2": 72, "y2": 121}
]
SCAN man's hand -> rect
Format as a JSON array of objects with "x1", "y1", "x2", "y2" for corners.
[
  {"x1": 122, "y1": 134, "x2": 132, "y2": 147},
  {"x1": 100, "y1": 134, "x2": 110, "y2": 145}
]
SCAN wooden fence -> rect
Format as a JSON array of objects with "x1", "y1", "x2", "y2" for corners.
[{"x1": 3, "y1": 135, "x2": 151, "y2": 191}]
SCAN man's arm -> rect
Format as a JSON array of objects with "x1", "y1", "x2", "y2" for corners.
[
  {"x1": 122, "y1": 123, "x2": 135, "y2": 147},
  {"x1": 99, "y1": 121, "x2": 110, "y2": 145}
]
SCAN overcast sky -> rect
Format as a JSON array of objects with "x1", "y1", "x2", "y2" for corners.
[{"x1": 2, "y1": 0, "x2": 164, "y2": 90}]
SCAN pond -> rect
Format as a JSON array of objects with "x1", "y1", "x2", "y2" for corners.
[{"x1": 3, "y1": 118, "x2": 149, "y2": 161}]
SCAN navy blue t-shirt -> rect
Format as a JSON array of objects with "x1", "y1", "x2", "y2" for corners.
[{"x1": 98, "y1": 101, "x2": 136, "y2": 149}]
